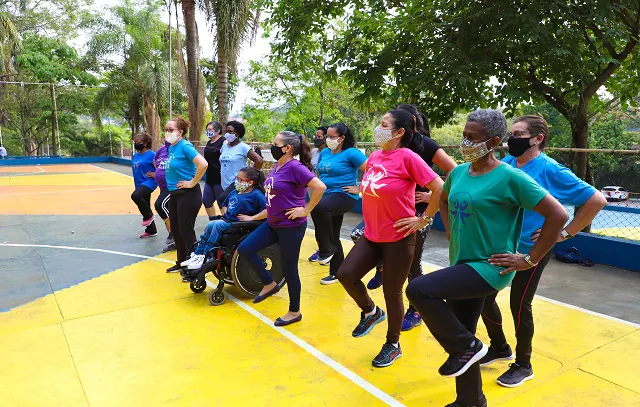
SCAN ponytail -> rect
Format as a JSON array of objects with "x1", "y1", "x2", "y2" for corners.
[{"x1": 278, "y1": 131, "x2": 313, "y2": 171}]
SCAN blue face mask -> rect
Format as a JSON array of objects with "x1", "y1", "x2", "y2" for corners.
[
  {"x1": 206, "y1": 130, "x2": 216, "y2": 139},
  {"x1": 224, "y1": 133, "x2": 237, "y2": 143}
]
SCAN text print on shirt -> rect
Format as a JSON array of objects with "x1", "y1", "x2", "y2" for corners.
[
  {"x1": 449, "y1": 191, "x2": 475, "y2": 232},
  {"x1": 264, "y1": 177, "x2": 276, "y2": 207},
  {"x1": 361, "y1": 164, "x2": 388, "y2": 197},
  {"x1": 228, "y1": 196, "x2": 238, "y2": 212}
]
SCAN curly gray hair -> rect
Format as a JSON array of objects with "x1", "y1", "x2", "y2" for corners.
[{"x1": 467, "y1": 109, "x2": 508, "y2": 142}]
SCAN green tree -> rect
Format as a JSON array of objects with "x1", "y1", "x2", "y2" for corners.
[{"x1": 265, "y1": 0, "x2": 640, "y2": 182}]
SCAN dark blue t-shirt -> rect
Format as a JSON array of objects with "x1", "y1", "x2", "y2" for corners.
[
  {"x1": 132, "y1": 150, "x2": 158, "y2": 191},
  {"x1": 222, "y1": 188, "x2": 267, "y2": 222}
]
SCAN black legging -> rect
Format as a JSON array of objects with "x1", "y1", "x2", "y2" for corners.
[
  {"x1": 310, "y1": 193, "x2": 357, "y2": 276},
  {"x1": 481, "y1": 250, "x2": 553, "y2": 366},
  {"x1": 168, "y1": 185, "x2": 202, "y2": 264},
  {"x1": 406, "y1": 264, "x2": 497, "y2": 406},
  {"x1": 154, "y1": 188, "x2": 171, "y2": 220},
  {"x1": 131, "y1": 185, "x2": 157, "y2": 234}
]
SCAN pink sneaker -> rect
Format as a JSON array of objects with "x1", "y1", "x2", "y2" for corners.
[
  {"x1": 141, "y1": 215, "x2": 155, "y2": 227},
  {"x1": 139, "y1": 232, "x2": 158, "y2": 238}
]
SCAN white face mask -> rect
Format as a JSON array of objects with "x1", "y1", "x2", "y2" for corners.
[
  {"x1": 326, "y1": 138, "x2": 341, "y2": 151},
  {"x1": 165, "y1": 131, "x2": 180, "y2": 144},
  {"x1": 224, "y1": 133, "x2": 237, "y2": 143},
  {"x1": 374, "y1": 126, "x2": 394, "y2": 145}
]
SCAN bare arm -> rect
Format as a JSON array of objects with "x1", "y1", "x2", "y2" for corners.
[
  {"x1": 177, "y1": 154, "x2": 208, "y2": 189},
  {"x1": 432, "y1": 149, "x2": 457, "y2": 175},
  {"x1": 241, "y1": 209, "x2": 267, "y2": 221},
  {"x1": 423, "y1": 177, "x2": 444, "y2": 219},
  {"x1": 248, "y1": 150, "x2": 264, "y2": 169},
  {"x1": 563, "y1": 191, "x2": 607, "y2": 237},
  {"x1": 440, "y1": 189, "x2": 450, "y2": 240},
  {"x1": 394, "y1": 176, "x2": 444, "y2": 237}
]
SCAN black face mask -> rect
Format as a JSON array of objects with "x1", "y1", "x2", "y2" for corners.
[
  {"x1": 313, "y1": 138, "x2": 325, "y2": 148},
  {"x1": 270, "y1": 145, "x2": 286, "y2": 160},
  {"x1": 134, "y1": 143, "x2": 145, "y2": 151},
  {"x1": 507, "y1": 136, "x2": 534, "y2": 157}
]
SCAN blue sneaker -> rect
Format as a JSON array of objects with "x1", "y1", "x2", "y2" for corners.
[
  {"x1": 308, "y1": 250, "x2": 320, "y2": 262},
  {"x1": 401, "y1": 308, "x2": 422, "y2": 331},
  {"x1": 367, "y1": 266, "x2": 383, "y2": 290}
]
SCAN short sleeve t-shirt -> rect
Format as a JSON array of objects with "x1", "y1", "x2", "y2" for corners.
[
  {"x1": 204, "y1": 137, "x2": 224, "y2": 186},
  {"x1": 317, "y1": 147, "x2": 367, "y2": 199},
  {"x1": 415, "y1": 135, "x2": 443, "y2": 214},
  {"x1": 265, "y1": 159, "x2": 315, "y2": 228},
  {"x1": 132, "y1": 150, "x2": 158, "y2": 191},
  {"x1": 311, "y1": 148, "x2": 320, "y2": 173},
  {"x1": 443, "y1": 163, "x2": 549, "y2": 290},
  {"x1": 165, "y1": 139, "x2": 199, "y2": 192},
  {"x1": 222, "y1": 188, "x2": 266, "y2": 222},
  {"x1": 154, "y1": 145, "x2": 169, "y2": 190},
  {"x1": 504, "y1": 153, "x2": 596, "y2": 253},
  {"x1": 361, "y1": 148, "x2": 438, "y2": 243},
  {"x1": 220, "y1": 141, "x2": 251, "y2": 188}
]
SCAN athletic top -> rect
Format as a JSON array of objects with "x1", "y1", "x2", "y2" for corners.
[
  {"x1": 443, "y1": 163, "x2": 548, "y2": 290},
  {"x1": 154, "y1": 143, "x2": 169, "y2": 190},
  {"x1": 415, "y1": 135, "x2": 442, "y2": 214},
  {"x1": 311, "y1": 148, "x2": 321, "y2": 173},
  {"x1": 265, "y1": 159, "x2": 315, "y2": 228},
  {"x1": 221, "y1": 188, "x2": 266, "y2": 222},
  {"x1": 203, "y1": 137, "x2": 224, "y2": 186},
  {"x1": 504, "y1": 153, "x2": 596, "y2": 254},
  {"x1": 317, "y1": 147, "x2": 367, "y2": 199},
  {"x1": 131, "y1": 150, "x2": 158, "y2": 191},
  {"x1": 361, "y1": 148, "x2": 438, "y2": 243},
  {"x1": 0, "y1": 146, "x2": 6, "y2": 157},
  {"x1": 165, "y1": 138, "x2": 199, "y2": 192},
  {"x1": 220, "y1": 141, "x2": 251, "y2": 189}
]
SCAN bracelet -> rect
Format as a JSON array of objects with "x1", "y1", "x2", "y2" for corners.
[{"x1": 421, "y1": 213, "x2": 434, "y2": 225}]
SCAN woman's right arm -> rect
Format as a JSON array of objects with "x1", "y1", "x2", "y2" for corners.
[
  {"x1": 440, "y1": 190, "x2": 450, "y2": 240},
  {"x1": 239, "y1": 209, "x2": 267, "y2": 221},
  {"x1": 247, "y1": 150, "x2": 263, "y2": 169}
]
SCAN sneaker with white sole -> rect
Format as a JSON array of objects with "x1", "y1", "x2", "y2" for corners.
[
  {"x1": 139, "y1": 232, "x2": 157, "y2": 238},
  {"x1": 318, "y1": 253, "x2": 334, "y2": 265},
  {"x1": 141, "y1": 215, "x2": 155, "y2": 227},
  {"x1": 187, "y1": 254, "x2": 206, "y2": 270},
  {"x1": 438, "y1": 339, "x2": 488, "y2": 378},
  {"x1": 320, "y1": 275, "x2": 339, "y2": 285},
  {"x1": 496, "y1": 363, "x2": 534, "y2": 387},
  {"x1": 180, "y1": 252, "x2": 197, "y2": 267},
  {"x1": 352, "y1": 306, "x2": 386, "y2": 338},
  {"x1": 308, "y1": 250, "x2": 320, "y2": 262},
  {"x1": 479, "y1": 344, "x2": 514, "y2": 367}
]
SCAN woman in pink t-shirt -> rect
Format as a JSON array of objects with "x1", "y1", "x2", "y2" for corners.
[{"x1": 337, "y1": 109, "x2": 444, "y2": 368}]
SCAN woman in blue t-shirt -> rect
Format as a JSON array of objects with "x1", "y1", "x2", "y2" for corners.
[
  {"x1": 163, "y1": 117, "x2": 209, "y2": 274},
  {"x1": 130, "y1": 132, "x2": 158, "y2": 238},
  {"x1": 310, "y1": 123, "x2": 367, "y2": 284},
  {"x1": 218, "y1": 121, "x2": 263, "y2": 195}
]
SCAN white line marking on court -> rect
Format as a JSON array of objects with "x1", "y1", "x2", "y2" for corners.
[
  {"x1": 90, "y1": 164, "x2": 134, "y2": 178},
  {"x1": 206, "y1": 278, "x2": 406, "y2": 407},
  {"x1": 0, "y1": 243, "x2": 175, "y2": 264},
  {"x1": 36, "y1": 165, "x2": 46, "y2": 172},
  {"x1": 533, "y1": 294, "x2": 640, "y2": 329},
  {"x1": 3, "y1": 187, "x2": 129, "y2": 197}
]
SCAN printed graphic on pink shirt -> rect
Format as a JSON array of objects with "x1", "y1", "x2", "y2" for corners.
[{"x1": 361, "y1": 164, "x2": 388, "y2": 197}]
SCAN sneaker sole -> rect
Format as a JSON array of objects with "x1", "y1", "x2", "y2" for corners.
[
  {"x1": 372, "y1": 352, "x2": 402, "y2": 368},
  {"x1": 140, "y1": 233, "x2": 158, "y2": 238},
  {"x1": 480, "y1": 354, "x2": 515, "y2": 367},
  {"x1": 441, "y1": 342, "x2": 489, "y2": 378},
  {"x1": 318, "y1": 255, "x2": 334, "y2": 265},
  {"x1": 400, "y1": 321, "x2": 422, "y2": 332},
  {"x1": 320, "y1": 278, "x2": 340, "y2": 285},
  {"x1": 141, "y1": 215, "x2": 155, "y2": 227},
  {"x1": 353, "y1": 311, "x2": 387, "y2": 338},
  {"x1": 496, "y1": 372, "x2": 534, "y2": 388}
]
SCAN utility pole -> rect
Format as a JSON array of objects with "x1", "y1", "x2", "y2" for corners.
[
  {"x1": 50, "y1": 82, "x2": 60, "y2": 155},
  {"x1": 167, "y1": 0, "x2": 173, "y2": 118}
]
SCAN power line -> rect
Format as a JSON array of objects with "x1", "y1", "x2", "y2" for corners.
[{"x1": 0, "y1": 80, "x2": 100, "y2": 87}]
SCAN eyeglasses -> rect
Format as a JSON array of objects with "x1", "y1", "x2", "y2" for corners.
[
  {"x1": 508, "y1": 131, "x2": 531, "y2": 138},
  {"x1": 326, "y1": 134, "x2": 342, "y2": 140},
  {"x1": 165, "y1": 128, "x2": 177, "y2": 132}
]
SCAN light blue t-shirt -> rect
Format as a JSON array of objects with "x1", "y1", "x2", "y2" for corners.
[
  {"x1": 165, "y1": 139, "x2": 199, "y2": 191},
  {"x1": 317, "y1": 147, "x2": 367, "y2": 199},
  {"x1": 220, "y1": 141, "x2": 251, "y2": 188},
  {"x1": 503, "y1": 153, "x2": 596, "y2": 253}
]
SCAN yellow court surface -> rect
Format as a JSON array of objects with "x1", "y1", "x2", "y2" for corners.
[{"x1": 1, "y1": 164, "x2": 639, "y2": 407}]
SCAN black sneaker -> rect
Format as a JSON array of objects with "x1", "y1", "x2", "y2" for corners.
[
  {"x1": 445, "y1": 395, "x2": 488, "y2": 407},
  {"x1": 320, "y1": 275, "x2": 339, "y2": 285},
  {"x1": 438, "y1": 339, "x2": 488, "y2": 378},
  {"x1": 372, "y1": 342, "x2": 402, "y2": 367},
  {"x1": 496, "y1": 363, "x2": 534, "y2": 388},
  {"x1": 479, "y1": 345, "x2": 514, "y2": 367},
  {"x1": 352, "y1": 306, "x2": 386, "y2": 338},
  {"x1": 166, "y1": 264, "x2": 181, "y2": 273}
]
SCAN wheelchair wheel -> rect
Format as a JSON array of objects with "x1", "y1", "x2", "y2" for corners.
[
  {"x1": 208, "y1": 290, "x2": 226, "y2": 306},
  {"x1": 230, "y1": 244, "x2": 284, "y2": 297},
  {"x1": 189, "y1": 278, "x2": 207, "y2": 293}
]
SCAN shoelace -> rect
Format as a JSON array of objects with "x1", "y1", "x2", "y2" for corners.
[
  {"x1": 504, "y1": 363, "x2": 524, "y2": 376},
  {"x1": 379, "y1": 343, "x2": 397, "y2": 358}
]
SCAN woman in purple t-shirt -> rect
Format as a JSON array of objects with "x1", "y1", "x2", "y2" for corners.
[{"x1": 237, "y1": 131, "x2": 326, "y2": 327}]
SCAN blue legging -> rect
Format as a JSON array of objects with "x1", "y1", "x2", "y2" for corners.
[{"x1": 237, "y1": 221, "x2": 307, "y2": 312}]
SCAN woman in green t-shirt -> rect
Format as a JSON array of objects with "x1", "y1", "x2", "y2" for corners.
[{"x1": 405, "y1": 109, "x2": 567, "y2": 407}]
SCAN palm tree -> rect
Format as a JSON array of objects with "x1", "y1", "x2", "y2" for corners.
[
  {"x1": 0, "y1": 11, "x2": 21, "y2": 72},
  {"x1": 201, "y1": 0, "x2": 258, "y2": 123}
]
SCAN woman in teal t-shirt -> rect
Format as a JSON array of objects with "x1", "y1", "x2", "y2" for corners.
[
  {"x1": 405, "y1": 109, "x2": 567, "y2": 407},
  {"x1": 310, "y1": 123, "x2": 367, "y2": 284}
]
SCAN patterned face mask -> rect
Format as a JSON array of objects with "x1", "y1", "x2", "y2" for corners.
[
  {"x1": 206, "y1": 130, "x2": 216, "y2": 139},
  {"x1": 373, "y1": 126, "x2": 394, "y2": 144},
  {"x1": 459, "y1": 137, "x2": 494, "y2": 162},
  {"x1": 235, "y1": 180, "x2": 251, "y2": 192}
]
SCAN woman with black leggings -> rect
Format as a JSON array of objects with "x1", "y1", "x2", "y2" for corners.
[
  {"x1": 130, "y1": 132, "x2": 158, "y2": 238},
  {"x1": 163, "y1": 117, "x2": 208, "y2": 275},
  {"x1": 405, "y1": 109, "x2": 567, "y2": 407},
  {"x1": 337, "y1": 109, "x2": 443, "y2": 368}
]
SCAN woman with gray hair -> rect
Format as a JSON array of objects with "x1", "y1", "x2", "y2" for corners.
[
  {"x1": 237, "y1": 131, "x2": 326, "y2": 326},
  {"x1": 405, "y1": 109, "x2": 568, "y2": 407}
]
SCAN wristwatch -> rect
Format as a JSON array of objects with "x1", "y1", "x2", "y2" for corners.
[
  {"x1": 561, "y1": 229, "x2": 573, "y2": 240},
  {"x1": 523, "y1": 254, "x2": 537, "y2": 268},
  {"x1": 421, "y1": 213, "x2": 434, "y2": 225}
]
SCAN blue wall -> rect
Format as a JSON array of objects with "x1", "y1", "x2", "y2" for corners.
[{"x1": 0, "y1": 156, "x2": 131, "y2": 166}]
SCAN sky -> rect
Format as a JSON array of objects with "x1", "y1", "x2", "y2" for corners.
[{"x1": 86, "y1": 0, "x2": 273, "y2": 115}]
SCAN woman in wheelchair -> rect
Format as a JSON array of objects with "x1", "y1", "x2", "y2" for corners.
[
  {"x1": 237, "y1": 131, "x2": 326, "y2": 327},
  {"x1": 181, "y1": 167, "x2": 266, "y2": 273}
]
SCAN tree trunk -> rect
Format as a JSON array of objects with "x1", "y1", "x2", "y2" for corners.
[
  {"x1": 569, "y1": 104, "x2": 590, "y2": 182},
  {"x1": 142, "y1": 94, "x2": 162, "y2": 149},
  {"x1": 129, "y1": 93, "x2": 141, "y2": 138},
  {"x1": 217, "y1": 47, "x2": 229, "y2": 124},
  {"x1": 49, "y1": 82, "x2": 58, "y2": 155},
  {"x1": 181, "y1": 0, "x2": 204, "y2": 141}
]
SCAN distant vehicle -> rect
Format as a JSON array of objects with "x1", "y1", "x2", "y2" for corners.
[{"x1": 601, "y1": 186, "x2": 629, "y2": 202}]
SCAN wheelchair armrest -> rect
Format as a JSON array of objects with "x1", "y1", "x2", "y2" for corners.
[{"x1": 227, "y1": 220, "x2": 265, "y2": 230}]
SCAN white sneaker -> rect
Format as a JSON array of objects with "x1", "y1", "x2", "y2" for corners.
[
  {"x1": 180, "y1": 252, "x2": 197, "y2": 267},
  {"x1": 187, "y1": 254, "x2": 206, "y2": 270}
]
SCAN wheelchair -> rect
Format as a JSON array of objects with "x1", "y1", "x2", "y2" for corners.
[{"x1": 181, "y1": 219, "x2": 285, "y2": 306}]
